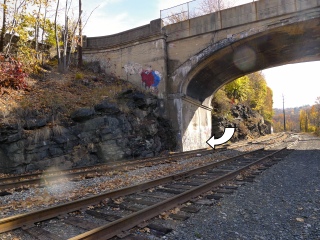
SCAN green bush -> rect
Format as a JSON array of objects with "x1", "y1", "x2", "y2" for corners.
[{"x1": 75, "y1": 72, "x2": 84, "y2": 80}]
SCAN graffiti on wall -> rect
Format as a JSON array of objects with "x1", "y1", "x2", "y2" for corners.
[
  {"x1": 124, "y1": 63, "x2": 142, "y2": 75},
  {"x1": 124, "y1": 63, "x2": 162, "y2": 93},
  {"x1": 141, "y1": 68, "x2": 162, "y2": 93}
]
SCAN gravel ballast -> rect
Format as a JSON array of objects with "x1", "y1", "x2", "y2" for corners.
[
  {"x1": 166, "y1": 134, "x2": 320, "y2": 240},
  {"x1": 1, "y1": 133, "x2": 317, "y2": 240}
]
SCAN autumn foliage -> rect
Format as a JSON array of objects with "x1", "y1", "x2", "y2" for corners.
[
  {"x1": 213, "y1": 72, "x2": 273, "y2": 123},
  {"x1": 0, "y1": 54, "x2": 28, "y2": 91},
  {"x1": 299, "y1": 98, "x2": 320, "y2": 135},
  {"x1": 273, "y1": 97, "x2": 320, "y2": 135}
]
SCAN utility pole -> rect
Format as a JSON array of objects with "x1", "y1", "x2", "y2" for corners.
[{"x1": 282, "y1": 94, "x2": 286, "y2": 131}]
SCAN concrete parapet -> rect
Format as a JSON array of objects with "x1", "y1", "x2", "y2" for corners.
[
  {"x1": 164, "y1": 0, "x2": 319, "y2": 42},
  {"x1": 85, "y1": 19, "x2": 163, "y2": 49}
]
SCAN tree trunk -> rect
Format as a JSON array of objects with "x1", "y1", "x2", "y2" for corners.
[
  {"x1": 62, "y1": 16, "x2": 68, "y2": 72},
  {"x1": 0, "y1": 0, "x2": 7, "y2": 52},
  {"x1": 305, "y1": 113, "x2": 309, "y2": 132},
  {"x1": 35, "y1": 0, "x2": 43, "y2": 60},
  {"x1": 54, "y1": 0, "x2": 63, "y2": 72},
  {"x1": 41, "y1": 0, "x2": 48, "y2": 65},
  {"x1": 78, "y1": 0, "x2": 83, "y2": 68}
]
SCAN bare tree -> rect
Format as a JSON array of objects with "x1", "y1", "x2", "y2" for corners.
[
  {"x1": 54, "y1": 0, "x2": 81, "y2": 72},
  {"x1": 163, "y1": 0, "x2": 236, "y2": 25},
  {"x1": 164, "y1": 9, "x2": 189, "y2": 25},
  {"x1": 54, "y1": 0, "x2": 60, "y2": 67},
  {"x1": 40, "y1": 0, "x2": 50, "y2": 65},
  {"x1": 198, "y1": 0, "x2": 236, "y2": 14},
  {"x1": 4, "y1": 0, "x2": 28, "y2": 56}
]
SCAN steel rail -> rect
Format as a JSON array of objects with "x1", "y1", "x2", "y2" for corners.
[
  {"x1": 0, "y1": 148, "x2": 217, "y2": 191},
  {"x1": 69, "y1": 147, "x2": 287, "y2": 240},
  {"x1": 0, "y1": 132, "x2": 288, "y2": 191},
  {"x1": 0, "y1": 148, "x2": 265, "y2": 233},
  {"x1": 0, "y1": 147, "x2": 213, "y2": 182},
  {"x1": 0, "y1": 132, "x2": 287, "y2": 186}
]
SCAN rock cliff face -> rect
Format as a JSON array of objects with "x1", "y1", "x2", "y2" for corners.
[
  {"x1": 0, "y1": 90, "x2": 176, "y2": 174},
  {"x1": 212, "y1": 104, "x2": 271, "y2": 141}
]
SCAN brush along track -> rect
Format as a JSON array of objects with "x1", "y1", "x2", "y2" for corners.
[
  {"x1": 0, "y1": 133, "x2": 289, "y2": 192},
  {"x1": 0, "y1": 140, "x2": 296, "y2": 239}
]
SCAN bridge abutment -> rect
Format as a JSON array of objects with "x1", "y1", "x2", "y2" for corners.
[{"x1": 166, "y1": 95, "x2": 212, "y2": 151}]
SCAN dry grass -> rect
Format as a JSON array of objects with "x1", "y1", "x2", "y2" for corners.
[{"x1": 0, "y1": 66, "x2": 136, "y2": 124}]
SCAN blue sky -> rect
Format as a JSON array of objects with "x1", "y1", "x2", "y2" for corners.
[
  {"x1": 82, "y1": 0, "x2": 320, "y2": 109},
  {"x1": 82, "y1": 0, "x2": 167, "y2": 37},
  {"x1": 82, "y1": 0, "x2": 254, "y2": 37}
]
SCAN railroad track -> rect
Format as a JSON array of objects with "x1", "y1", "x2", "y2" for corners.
[
  {"x1": 0, "y1": 148, "x2": 216, "y2": 192},
  {"x1": 0, "y1": 139, "x2": 296, "y2": 239},
  {"x1": 0, "y1": 133, "x2": 288, "y2": 192}
]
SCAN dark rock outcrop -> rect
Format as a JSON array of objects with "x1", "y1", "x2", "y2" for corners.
[
  {"x1": 0, "y1": 90, "x2": 176, "y2": 174},
  {"x1": 212, "y1": 104, "x2": 271, "y2": 142},
  {"x1": 71, "y1": 108, "x2": 95, "y2": 122}
]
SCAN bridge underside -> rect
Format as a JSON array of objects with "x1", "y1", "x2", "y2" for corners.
[{"x1": 186, "y1": 17, "x2": 320, "y2": 102}]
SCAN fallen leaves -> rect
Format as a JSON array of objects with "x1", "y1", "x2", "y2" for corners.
[
  {"x1": 170, "y1": 207, "x2": 180, "y2": 214},
  {"x1": 296, "y1": 217, "x2": 305, "y2": 222},
  {"x1": 113, "y1": 197, "x2": 124, "y2": 205},
  {"x1": 159, "y1": 207, "x2": 180, "y2": 220},
  {"x1": 87, "y1": 205, "x2": 95, "y2": 210},
  {"x1": 140, "y1": 227, "x2": 150, "y2": 233}
]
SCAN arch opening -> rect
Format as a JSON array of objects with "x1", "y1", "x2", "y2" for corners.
[
  {"x1": 183, "y1": 18, "x2": 320, "y2": 103},
  {"x1": 172, "y1": 17, "x2": 320, "y2": 151}
]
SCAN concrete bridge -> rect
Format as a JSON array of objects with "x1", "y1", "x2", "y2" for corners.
[{"x1": 83, "y1": 0, "x2": 320, "y2": 151}]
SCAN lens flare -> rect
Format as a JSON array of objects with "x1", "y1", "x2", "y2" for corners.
[
  {"x1": 233, "y1": 46, "x2": 257, "y2": 72},
  {"x1": 41, "y1": 166, "x2": 72, "y2": 197}
]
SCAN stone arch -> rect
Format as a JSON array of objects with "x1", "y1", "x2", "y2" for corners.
[
  {"x1": 173, "y1": 16, "x2": 320, "y2": 104},
  {"x1": 168, "y1": 16, "x2": 320, "y2": 150}
]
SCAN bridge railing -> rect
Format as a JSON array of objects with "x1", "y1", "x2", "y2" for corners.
[
  {"x1": 163, "y1": 0, "x2": 320, "y2": 42},
  {"x1": 160, "y1": 0, "x2": 256, "y2": 25}
]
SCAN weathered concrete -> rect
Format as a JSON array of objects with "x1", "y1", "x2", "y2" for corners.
[
  {"x1": 83, "y1": 19, "x2": 167, "y2": 100},
  {"x1": 83, "y1": 0, "x2": 320, "y2": 151},
  {"x1": 168, "y1": 95, "x2": 212, "y2": 150}
]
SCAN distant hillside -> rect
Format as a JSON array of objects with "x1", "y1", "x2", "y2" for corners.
[{"x1": 273, "y1": 106, "x2": 310, "y2": 132}]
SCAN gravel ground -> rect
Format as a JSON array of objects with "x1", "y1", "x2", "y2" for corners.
[
  {"x1": 0, "y1": 133, "x2": 301, "y2": 239},
  {"x1": 165, "y1": 133, "x2": 320, "y2": 240}
]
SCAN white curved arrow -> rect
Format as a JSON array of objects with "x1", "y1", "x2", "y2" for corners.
[{"x1": 206, "y1": 127, "x2": 235, "y2": 149}]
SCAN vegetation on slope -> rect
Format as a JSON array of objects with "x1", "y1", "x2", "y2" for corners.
[
  {"x1": 0, "y1": 59, "x2": 136, "y2": 127},
  {"x1": 211, "y1": 72, "x2": 273, "y2": 141},
  {"x1": 212, "y1": 71, "x2": 273, "y2": 123}
]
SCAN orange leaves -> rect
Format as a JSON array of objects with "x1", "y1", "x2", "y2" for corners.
[
  {"x1": 159, "y1": 207, "x2": 180, "y2": 220},
  {"x1": 113, "y1": 197, "x2": 124, "y2": 205},
  {"x1": 0, "y1": 55, "x2": 28, "y2": 91}
]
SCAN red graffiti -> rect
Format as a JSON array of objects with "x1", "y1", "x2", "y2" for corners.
[{"x1": 141, "y1": 70, "x2": 154, "y2": 87}]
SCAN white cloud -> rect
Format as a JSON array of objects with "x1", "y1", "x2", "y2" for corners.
[
  {"x1": 157, "y1": 0, "x2": 190, "y2": 10},
  {"x1": 97, "y1": 0, "x2": 123, "y2": 8},
  {"x1": 82, "y1": 0, "x2": 130, "y2": 36},
  {"x1": 84, "y1": 12, "x2": 129, "y2": 36}
]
